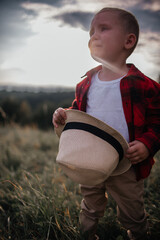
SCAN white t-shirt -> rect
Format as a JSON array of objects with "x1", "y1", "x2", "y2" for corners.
[{"x1": 86, "y1": 72, "x2": 129, "y2": 142}]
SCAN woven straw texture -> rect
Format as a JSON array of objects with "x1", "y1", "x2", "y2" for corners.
[{"x1": 56, "y1": 110, "x2": 131, "y2": 185}]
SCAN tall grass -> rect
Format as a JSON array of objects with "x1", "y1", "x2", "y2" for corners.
[{"x1": 0, "y1": 126, "x2": 160, "y2": 240}]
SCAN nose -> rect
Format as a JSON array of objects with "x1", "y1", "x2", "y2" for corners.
[
  {"x1": 88, "y1": 31, "x2": 99, "y2": 48},
  {"x1": 90, "y1": 30, "x2": 99, "y2": 41}
]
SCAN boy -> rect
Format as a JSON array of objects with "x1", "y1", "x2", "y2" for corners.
[{"x1": 53, "y1": 8, "x2": 160, "y2": 240}]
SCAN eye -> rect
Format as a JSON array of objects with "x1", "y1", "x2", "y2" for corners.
[{"x1": 101, "y1": 26, "x2": 108, "y2": 32}]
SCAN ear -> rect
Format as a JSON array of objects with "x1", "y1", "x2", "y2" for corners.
[{"x1": 124, "y1": 33, "x2": 137, "y2": 50}]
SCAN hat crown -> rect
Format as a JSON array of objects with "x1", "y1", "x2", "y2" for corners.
[{"x1": 56, "y1": 110, "x2": 131, "y2": 186}]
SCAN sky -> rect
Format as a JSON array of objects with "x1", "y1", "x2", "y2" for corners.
[{"x1": 0, "y1": 0, "x2": 160, "y2": 88}]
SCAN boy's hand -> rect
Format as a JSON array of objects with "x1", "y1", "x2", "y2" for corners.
[
  {"x1": 52, "y1": 107, "x2": 67, "y2": 128},
  {"x1": 125, "y1": 140, "x2": 149, "y2": 165}
]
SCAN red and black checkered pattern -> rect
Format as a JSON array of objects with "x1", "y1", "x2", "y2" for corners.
[{"x1": 70, "y1": 64, "x2": 160, "y2": 181}]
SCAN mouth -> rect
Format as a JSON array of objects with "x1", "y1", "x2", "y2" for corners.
[
  {"x1": 92, "y1": 44, "x2": 101, "y2": 48},
  {"x1": 88, "y1": 39, "x2": 101, "y2": 49},
  {"x1": 89, "y1": 45, "x2": 102, "y2": 53}
]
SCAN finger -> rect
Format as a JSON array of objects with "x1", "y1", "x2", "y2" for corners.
[
  {"x1": 129, "y1": 155, "x2": 140, "y2": 161},
  {"x1": 58, "y1": 115, "x2": 66, "y2": 124},
  {"x1": 128, "y1": 140, "x2": 137, "y2": 147},
  {"x1": 52, "y1": 113, "x2": 56, "y2": 126},
  {"x1": 53, "y1": 111, "x2": 63, "y2": 127},
  {"x1": 57, "y1": 112, "x2": 66, "y2": 125},
  {"x1": 58, "y1": 109, "x2": 67, "y2": 120},
  {"x1": 52, "y1": 115, "x2": 59, "y2": 128},
  {"x1": 126, "y1": 152, "x2": 138, "y2": 159},
  {"x1": 126, "y1": 146, "x2": 137, "y2": 155},
  {"x1": 54, "y1": 110, "x2": 66, "y2": 125},
  {"x1": 130, "y1": 156, "x2": 144, "y2": 164}
]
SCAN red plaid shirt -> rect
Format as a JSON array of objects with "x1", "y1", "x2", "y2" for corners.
[{"x1": 70, "y1": 64, "x2": 160, "y2": 180}]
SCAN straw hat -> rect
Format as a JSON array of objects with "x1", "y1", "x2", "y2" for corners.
[{"x1": 56, "y1": 110, "x2": 131, "y2": 186}]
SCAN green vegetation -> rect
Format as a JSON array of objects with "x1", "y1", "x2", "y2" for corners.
[
  {"x1": 0, "y1": 89, "x2": 75, "y2": 129},
  {"x1": 0, "y1": 126, "x2": 160, "y2": 240}
]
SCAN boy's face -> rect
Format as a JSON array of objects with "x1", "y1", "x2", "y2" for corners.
[{"x1": 88, "y1": 11, "x2": 128, "y2": 64}]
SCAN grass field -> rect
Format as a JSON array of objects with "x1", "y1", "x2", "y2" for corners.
[{"x1": 0, "y1": 126, "x2": 160, "y2": 240}]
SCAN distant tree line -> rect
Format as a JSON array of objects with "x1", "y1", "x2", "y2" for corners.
[
  {"x1": 1, "y1": 74, "x2": 159, "y2": 129},
  {"x1": 0, "y1": 90, "x2": 75, "y2": 129}
]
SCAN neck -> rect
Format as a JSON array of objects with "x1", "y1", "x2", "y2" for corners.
[{"x1": 98, "y1": 62, "x2": 128, "y2": 81}]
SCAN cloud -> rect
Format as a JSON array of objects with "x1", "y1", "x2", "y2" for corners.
[
  {"x1": 27, "y1": 0, "x2": 76, "y2": 8},
  {"x1": 54, "y1": 8, "x2": 160, "y2": 34},
  {"x1": 0, "y1": 0, "x2": 159, "y2": 86},
  {"x1": 0, "y1": 1, "x2": 45, "y2": 68},
  {"x1": 140, "y1": 0, "x2": 160, "y2": 11},
  {"x1": 0, "y1": 0, "x2": 36, "y2": 53},
  {"x1": 0, "y1": 0, "x2": 77, "y2": 53},
  {"x1": 51, "y1": 1, "x2": 160, "y2": 33},
  {"x1": 0, "y1": 0, "x2": 75, "y2": 8},
  {"x1": 142, "y1": 32, "x2": 160, "y2": 64},
  {"x1": 53, "y1": 11, "x2": 94, "y2": 31},
  {"x1": 130, "y1": 8, "x2": 160, "y2": 32}
]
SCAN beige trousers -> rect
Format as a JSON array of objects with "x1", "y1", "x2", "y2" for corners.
[{"x1": 80, "y1": 167, "x2": 148, "y2": 239}]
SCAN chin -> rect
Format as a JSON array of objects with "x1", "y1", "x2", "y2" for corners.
[{"x1": 91, "y1": 53, "x2": 104, "y2": 64}]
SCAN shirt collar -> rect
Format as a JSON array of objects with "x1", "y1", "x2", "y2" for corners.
[{"x1": 82, "y1": 64, "x2": 144, "y2": 81}]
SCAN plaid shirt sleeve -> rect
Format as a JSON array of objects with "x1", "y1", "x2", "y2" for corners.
[
  {"x1": 70, "y1": 80, "x2": 89, "y2": 111},
  {"x1": 121, "y1": 66, "x2": 160, "y2": 157},
  {"x1": 134, "y1": 77, "x2": 160, "y2": 156}
]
